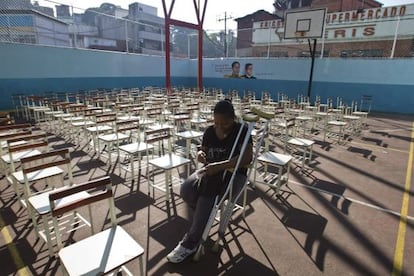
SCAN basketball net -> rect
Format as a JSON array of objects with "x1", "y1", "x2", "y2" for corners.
[{"x1": 294, "y1": 31, "x2": 306, "y2": 43}]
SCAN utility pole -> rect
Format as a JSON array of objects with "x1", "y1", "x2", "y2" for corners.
[{"x1": 217, "y1": 12, "x2": 233, "y2": 57}]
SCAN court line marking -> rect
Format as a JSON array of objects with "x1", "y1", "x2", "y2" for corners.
[
  {"x1": 288, "y1": 180, "x2": 414, "y2": 222},
  {"x1": 0, "y1": 213, "x2": 30, "y2": 276},
  {"x1": 392, "y1": 121, "x2": 414, "y2": 276}
]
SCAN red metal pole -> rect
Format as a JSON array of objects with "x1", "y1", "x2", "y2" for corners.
[
  {"x1": 198, "y1": 26, "x2": 203, "y2": 92},
  {"x1": 162, "y1": 0, "x2": 208, "y2": 94},
  {"x1": 165, "y1": 19, "x2": 171, "y2": 94}
]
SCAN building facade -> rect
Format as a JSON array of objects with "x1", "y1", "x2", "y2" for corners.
[
  {"x1": 273, "y1": 0, "x2": 381, "y2": 14},
  {"x1": 32, "y1": 1, "x2": 54, "y2": 17},
  {"x1": 251, "y1": 3, "x2": 414, "y2": 58},
  {"x1": 310, "y1": 0, "x2": 382, "y2": 12},
  {"x1": 127, "y1": 2, "x2": 164, "y2": 55},
  {"x1": 54, "y1": 2, "x2": 164, "y2": 54},
  {"x1": 235, "y1": 10, "x2": 280, "y2": 57},
  {"x1": 0, "y1": 9, "x2": 69, "y2": 47}
]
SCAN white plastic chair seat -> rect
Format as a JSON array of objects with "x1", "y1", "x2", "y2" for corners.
[
  {"x1": 28, "y1": 189, "x2": 89, "y2": 215},
  {"x1": 139, "y1": 118, "x2": 155, "y2": 126},
  {"x1": 98, "y1": 133, "x2": 129, "y2": 143},
  {"x1": 63, "y1": 116, "x2": 84, "y2": 122},
  {"x1": 170, "y1": 114, "x2": 190, "y2": 121},
  {"x1": 352, "y1": 111, "x2": 368, "y2": 116},
  {"x1": 1, "y1": 149, "x2": 41, "y2": 164},
  {"x1": 328, "y1": 120, "x2": 347, "y2": 126},
  {"x1": 343, "y1": 115, "x2": 360, "y2": 120},
  {"x1": 257, "y1": 151, "x2": 292, "y2": 166},
  {"x1": 117, "y1": 115, "x2": 140, "y2": 121},
  {"x1": 72, "y1": 121, "x2": 95, "y2": 127},
  {"x1": 86, "y1": 125, "x2": 113, "y2": 133},
  {"x1": 1, "y1": 140, "x2": 27, "y2": 149},
  {"x1": 289, "y1": 109, "x2": 304, "y2": 114},
  {"x1": 44, "y1": 111, "x2": 63, "y2": 115},
  {"x1": 33, "y1": 107, "x2": 50, "y2": 112},
  {"x1": 190, "y1": 118, "x2": 207, "y2": 124},
  {"x1": 287, "y1": 137, "x2": 315, "y2": 147},
  {"x1": 12, "y1": 166, "x2": 63, "y2": 184},
  {"x1": 58, "y1": 225, "x2": 144, "y2": 276},
  {"x1": 175, "y1": 130, "x2": 203, "y2": 139},
  {"x1": 147, "y1": 123, "x2": 174, "y2": 130},
  {"x1": 118, "y1": 142, "x2": 154, "y2": 155},
  {"x1": 149, "y1": 154, "x2": 190, "y2": 170},
  {"x1": 296, "y1": 116, "x2": 313, "y2": 121},
  {"x1": 53, "y1": 113, "x2": 72, "y2": 119}
]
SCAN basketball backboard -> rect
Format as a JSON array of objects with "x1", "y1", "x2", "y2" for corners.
[{"x1": 284, "y1": 8, "x2": 326, "y2": 39}]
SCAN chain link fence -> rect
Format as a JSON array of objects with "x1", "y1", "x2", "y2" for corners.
[
  {"x1": 0, "y1": 0, "x2": 413, "y2": 58},
  {"x1": 0, "y1": 0, "x2": 168, "y2": 55}
]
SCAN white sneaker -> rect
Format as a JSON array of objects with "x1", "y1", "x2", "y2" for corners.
[{"x1": 166, "y1": 242, "x2": 197, "y2": 263}]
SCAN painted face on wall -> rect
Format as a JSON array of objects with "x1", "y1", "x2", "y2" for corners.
[
  {"x1": 232, "y1": 63, "x2": 240, "y2": 75},
  {"x1": 246, "y1": 64, "x2": 253, "y2": 76}
]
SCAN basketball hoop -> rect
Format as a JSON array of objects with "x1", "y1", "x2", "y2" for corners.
[
  {"x1": 282, "y1": 8, "x2": 327, "y2": 99},
  {"x1": 283, "y1": 8, "x2": 326, "y2": 40}
]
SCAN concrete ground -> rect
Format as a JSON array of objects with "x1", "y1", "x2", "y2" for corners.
[{"x1": 0, "y1": 113, "x2": 413, "y2": 276}]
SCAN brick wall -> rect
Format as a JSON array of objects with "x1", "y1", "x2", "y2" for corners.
[
  {"x1": 311, "y1": 0, "x2": 382, "y2": 12},
  {"x1": 236, "y1": 10, "x2": 279, "y2": 50},
  {"x1": 252, "y1": 38, "x2": 413, "y2": 57}
]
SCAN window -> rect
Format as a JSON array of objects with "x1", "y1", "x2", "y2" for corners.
[
  {"x1": 144, "y1": 39, "x2": 161, "y2": 50},
  {"x1": 261, "y1": 51, "x2": 289, "y2": 57},
  {"x1": 297, "y1": 50, "x2": 329, "y2": 57},
  {"x1": 270, "y1": 51, "x2": 289, "y2": 57},
  {"x1": 2, "y1": 34, "x2": 36, "y2": 44},
  {"x1": 340, "y1": 49, "x2": 383, "y2": 58}
]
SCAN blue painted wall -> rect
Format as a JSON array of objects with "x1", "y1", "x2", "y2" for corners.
[
  {"x1": 200, "y1": 58, "x2": 414, "y2": 114},
  {"x1": 0, "y1": 42, "x2": 413, "y2": 113}
]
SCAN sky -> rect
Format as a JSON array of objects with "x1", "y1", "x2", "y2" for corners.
[{"x1": 38, "y1": 0, "x2": 414, "y2": 32}]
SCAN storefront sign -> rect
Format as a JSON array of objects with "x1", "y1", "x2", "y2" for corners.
[{"x1": 252, "y1": 4, "x2": 414, "y2": 44}]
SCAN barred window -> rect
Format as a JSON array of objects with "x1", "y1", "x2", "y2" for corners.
[{"x1": 340, "y1": 49, "x2": 383, "y2": 58}]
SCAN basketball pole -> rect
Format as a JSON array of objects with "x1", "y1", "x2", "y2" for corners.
[{"x1": 307, "y1": 38, "x2": 317, "y2": 99}]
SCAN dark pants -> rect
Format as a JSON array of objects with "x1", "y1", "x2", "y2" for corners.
[{"x1": 179, "y1": 171, "x2": 247, "y2": 249}]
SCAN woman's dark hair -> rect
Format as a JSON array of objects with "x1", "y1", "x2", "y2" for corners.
[{"x1": 214, "y1": 99, "x2": 235, "y2": 119}]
